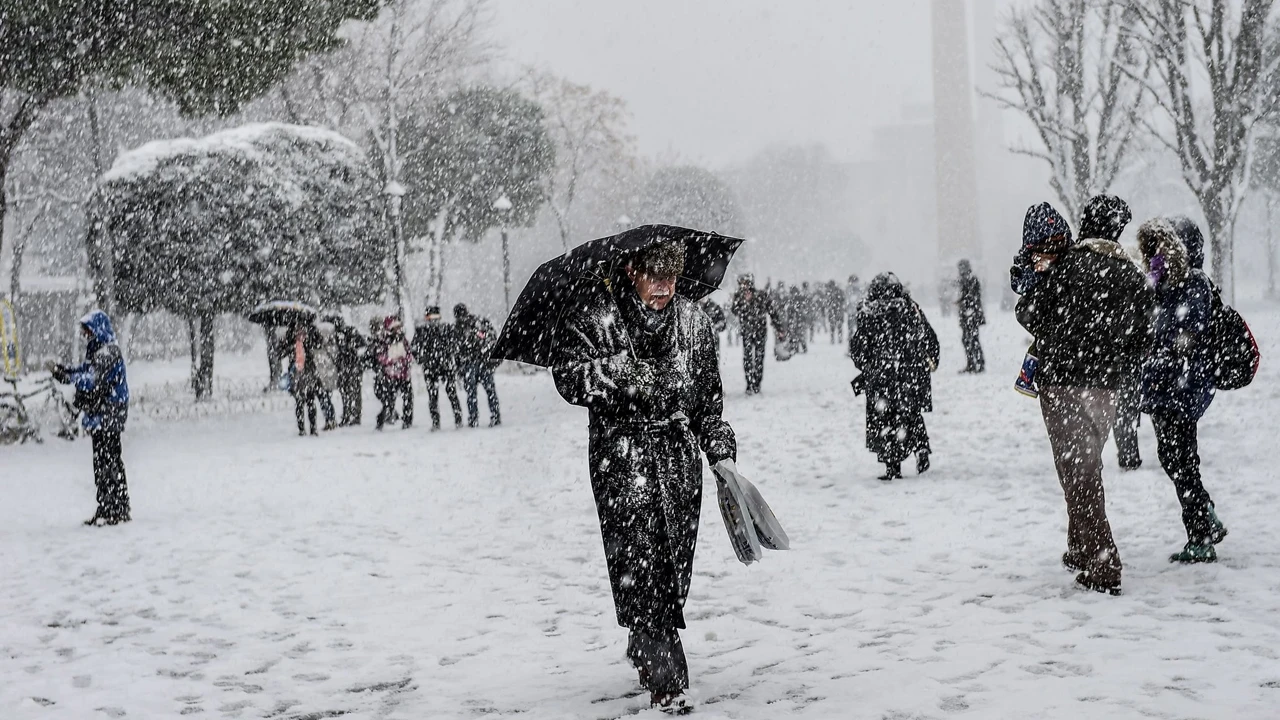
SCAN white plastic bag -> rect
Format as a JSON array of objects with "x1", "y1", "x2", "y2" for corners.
[{"x1": 713, "y1": 460, "x2": 790, "y2": 565}]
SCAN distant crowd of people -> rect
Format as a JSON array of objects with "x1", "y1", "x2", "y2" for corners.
[{"x1": 277, "y1": 303, "x2": 503, "y2": 436}]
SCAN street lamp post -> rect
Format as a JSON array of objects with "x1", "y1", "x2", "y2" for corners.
[
  {"x1": 493, "y1": 194, "x2": 514, "y2": 312},
  {"x1": 384, "y1": 180, "x2": 407, "y2": 323}
]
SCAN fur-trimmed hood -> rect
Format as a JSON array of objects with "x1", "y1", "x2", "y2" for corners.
[{"x1": 1137, "y1": 219, "x2": 1190, "y2": 288}]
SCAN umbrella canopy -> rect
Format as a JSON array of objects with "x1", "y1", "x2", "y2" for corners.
[
  {"x1": 247, "y1": 300, "x2": 319, "y2": 326},
  {"x1": 492, "y1": 224, "x2": 744, "y2": 367}
]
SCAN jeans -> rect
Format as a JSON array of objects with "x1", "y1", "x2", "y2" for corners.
[
  {"x1": 377, "y1": 377, "x2": 414, "y2": 429},
  {"x1": 1040, "y1": 386, "x2": 1121, "y2": 585},
  {"x1": 461, "y1": 363, "x2": 500, "y2": 426},
  {"x1": 742, "y1": 331, "x2": 766, "y2": 393},
  {"x1": 426, "y1": 372, "x2": 463, "y2": 428}
]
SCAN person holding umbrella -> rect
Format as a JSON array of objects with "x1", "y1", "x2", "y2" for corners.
[{"x1": 548, "y1": 239, "x2": 736, "y2": 712}]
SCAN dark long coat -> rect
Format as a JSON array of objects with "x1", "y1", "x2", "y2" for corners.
[
  {"x1": 850, "y1": 296, "x2": 939, "y2": 463},
  {"x1": 552, "y1": 277, "x2": 736, "y2": 632}
]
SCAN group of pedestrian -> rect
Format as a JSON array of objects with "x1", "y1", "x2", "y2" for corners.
[
  {"x1": 278, "y1": 303, "x2": 502, "y2": 435},
  {"x1": 1014, "y1": 194, "x2": 1231, "y2": 595}
]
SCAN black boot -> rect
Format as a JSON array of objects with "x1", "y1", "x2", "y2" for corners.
[
  {"x1": 879, "y1": 463, "x2": 902, "y2": 481},
  {"x1": 916, "y1": 451, "x2": 931, "y2": 475}
]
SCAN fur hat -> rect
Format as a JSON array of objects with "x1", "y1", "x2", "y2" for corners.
[
  {"x1": 632, "y1": 241, "x2": 686, "y2": 276},
  {"x1": 1137, "y1": 218, "x2": 1189, "y2": 287}
]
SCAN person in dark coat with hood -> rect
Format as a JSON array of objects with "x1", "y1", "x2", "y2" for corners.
[
  {"x1": 850, "y1": 273, "x2": 940, "y2": 480},
  {"x1": 281, "y1": 322, "x2": 324, "y2": 436},
  {"x1": 52, "y1": 310, "x2": 131, "y2": 526},
  {"x1": 411, "y1": 305, "x2": 463, "y2": 431},
  {"x1": 955, "y1": 259, "x2": 986, "y2": 373},
  {"x1": 551, "y1": 241, "x2": 736, "y2": 713},
  {"x1": 1016, "y1": 196, "x2": 1154, "y2": 595},
  {"x1": 1137, "y1": 217, "x2": 1228, "y2": 564},
  {"x1": 1077, "y1": 196, "x2": 1143, "y2": 470}
]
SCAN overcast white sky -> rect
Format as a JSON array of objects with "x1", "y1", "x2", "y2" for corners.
[{"x1": 493, "y1": 0, "x2": 963, "y2": 168}]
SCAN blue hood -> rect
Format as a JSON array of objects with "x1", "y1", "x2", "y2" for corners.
[
  {"x1": 80, "y1": 310, "x2": 117, "y2": 345},
  {"x1": 1169, "y1": 216, "x2": 1206, "y2": 270}
]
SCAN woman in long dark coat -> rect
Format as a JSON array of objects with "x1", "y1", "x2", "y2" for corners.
[
  {"x1": 850, "y1": 272, "x2": 940, "y2": 480},
  {"x1": 551, "y1": 241, "x2": 735, "y2": 712}
]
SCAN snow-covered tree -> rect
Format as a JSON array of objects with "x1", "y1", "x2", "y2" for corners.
[
  {"x1": 398, "y1": 86, "x2": 554, "y2": 302},
  {"x1": 524, "y1": 71, "x2": 635, "y2": 251},
  {"x1": 0, "y1": 0, "x2": 382, "y2": 299},
  {"x1": 990, "y1": 0, "x2": 1150, "y2": 228},
  {"x1": 92, "y1": 123, "x2": 387, "y2": 399},
  {"x1": 1125, "y1": 0, "x2": 1279, "y2": 300},
  {"x1": 637, "y1": 166, "x2": 743, "y2": 237}
]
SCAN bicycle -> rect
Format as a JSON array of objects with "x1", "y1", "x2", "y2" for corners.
[{"x1": 0, "y1": 375, "x2": 81, "y2": 445}]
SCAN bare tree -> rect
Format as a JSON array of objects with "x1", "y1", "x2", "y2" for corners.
[
  {"x1": 990, "y1": 0, "x2": 1150, "y2": 227},
  {"x1": 524, "y1": 71, "x2": 634, "y2": 251},
  {"x1": 1125, "y1": 0, "x2": 1278, "y2": 300}
]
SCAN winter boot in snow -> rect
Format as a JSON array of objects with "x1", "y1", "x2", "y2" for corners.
[
  {"x1": 1169, "y1": 542, "x2": 1217, "y2": 564},
  {"x1": 1062, "y1": 550, "x2": 1088, "y2": 572},
  {"x1": 83, "y1": 511, "x2": 102, "y2": 527},
  {"x1": 916, "y1": 451, "x2": 931, "y2": 475},
  {"x1": 1207, "y1": 506, "x2": 1229, "y2": 545},
  {"x1": 879, "y1": 463, "x2": 902, "y2": 481},
  {"x1": 1075, "y1": 571, "x2": 1121, "y2": 596},
  {"x1": 651, "y1": 691, "x2": 693, "y2": 715}
]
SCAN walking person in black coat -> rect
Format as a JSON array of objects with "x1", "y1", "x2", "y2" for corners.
[
  {"x1": 454, "y1": 304, "x2": 501, "y2": 428},
  {"x1": 955, "y1": 259, "x2": 986, "y2": 373},
  {"x1": 551, "y1": 241, "x2": 736, "y2": 713},
  {"x1": 1137, "y1": 217, "x2": 1228, "y2": 563},
  {"x1": 730, "y1": 274, "x2": 781, "y2": 394},
  {"x1": 327, "y1": 316, "x2": 366, "y2": 427},
  {"x1": 282, "y1": 323, "x2": 323, "y2": 436},
  {"x1": 1016, "y1": 195, "x2": 1154, "y2": 595},
  {"x1": 411, "y1": 305, "x2": 463, "y2": 431},
  {"x1": 1076, "y1": 196, "x2": 1143, "y2": 470},
  {"x1": 849, "y1": 273, "x2": 940, "y2": 480}
]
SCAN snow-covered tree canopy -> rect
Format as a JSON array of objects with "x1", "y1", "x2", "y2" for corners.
[{"x1": 93, "y1": 122, "x2": 388, "y2": 318}]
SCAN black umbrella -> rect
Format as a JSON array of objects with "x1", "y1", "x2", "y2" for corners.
[
  {"x1": 492, "y1": 224, "x2": 745, "y2": 367},
  {"x1": 247, "y1": 300, "x2": 319, "y2": 326}
]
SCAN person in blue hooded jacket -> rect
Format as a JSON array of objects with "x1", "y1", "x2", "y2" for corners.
[
  {"x1": 1136, "y1": 217, "x2": 1228, "y2": 563},
  {"x1": 52, "y1": 310, "x2": 131, "y2": 526}
]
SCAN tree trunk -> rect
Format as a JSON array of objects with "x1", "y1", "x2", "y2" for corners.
[
  {"x1": 85, "y1": 95, "x2": 115, "y2": 313},
  {"x1": 264, "y1": 324, "x2": 282, "y2": 392},
  {"x1": 187, "y1": 316, "x2": 199, "y2": 394},
  {"x1": 194, "y1": 310, "x2": 215, "y2": 401},
  {"x1": 9, "y1": 210, "x2": 24, "y2": 304},
  {"x1": 501, "y1": 230, "x2": 511, "y2": 313},
  {"x1": 1268, "y1": 196, "x2": 1277, "y2": 300},
  {"x1": 1204, "y1": 193, "x2": 1235, "y2": 302}
]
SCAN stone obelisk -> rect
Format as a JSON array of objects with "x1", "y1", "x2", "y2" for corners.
[{"x1": 931, "y1": 0, "x2": 982, "y2": 266}]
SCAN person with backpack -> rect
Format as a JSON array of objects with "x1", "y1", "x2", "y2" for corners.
[
  {"x1": 411, "y1": 305, "x2": 463, "y2": 431},
  {"x1": 1016, "y1": 195, "x2": 1154, "y2": 595},
  {"x1": 51, "y1": 310, "x2": 131, "y2": 526},
  {"x1": 1137, "y1": 217, "x2": 1229, "y2": 563},
  {"x1": 282, "y1": 322, "x2": 323, "y2": 436},
  {"x1": 454, "y1": 304, "x2": 501, "y2": 428},
  {"x1": 849, "y1": 273, "x2": 940, "y2": 480}
]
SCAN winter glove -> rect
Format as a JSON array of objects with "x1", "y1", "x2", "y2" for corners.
[{"x1": 49, "y1": 363, "x2": 70, "y2": 384}]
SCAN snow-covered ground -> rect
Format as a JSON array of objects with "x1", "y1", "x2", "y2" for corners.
[{"x1": 4, "y1": 308, "x2": 1280, "y2": 719}]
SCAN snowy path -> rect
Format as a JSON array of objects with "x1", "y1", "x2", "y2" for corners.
[{"x1": 3, "y1": 310, "x2": 1280, "y2": 719}]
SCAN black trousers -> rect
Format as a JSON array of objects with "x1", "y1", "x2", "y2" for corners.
[
  {"x1": 961, "y1": 322, "x2": 985, "y2": 372},
  {"x1": 338, "y1": 374, "x2": 362, "y2": 426},
  {"x1": 626, "y1": 627, "x2": 688, "y2": 694},
  {"x1": 91, "y1": 430, "x2": 130, "y2": 522},
  {"x1": 294, "y1": 393, "x2": 318, "y2": 434},
  {"x1": 1113, "y1": 372, "x2": 1142, "y2": 468},
  {"x1": 377, "y1": 378, "x2": 414, "y2": 429},
  {"x1": 1151, "y1": 413, "x2": 1216, "y2": 544},
  {"x1": 742, "y1": 330, "x2": 766, "y2": 392},
  {"x1": 425, "y1": 372, "x2": 462, "y2": 428}
]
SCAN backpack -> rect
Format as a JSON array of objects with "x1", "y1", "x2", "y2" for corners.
[{"x1": 1206, "y1": 283, "x2": 1260, "y2": 390}]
